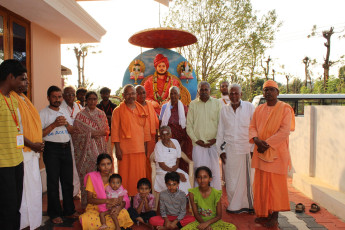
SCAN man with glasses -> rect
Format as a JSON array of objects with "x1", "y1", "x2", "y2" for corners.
[
  {"x1": 61, "y1": 86, "x2": 81, "y2": 199},
  {"x1": 111, "y1": 84, "x2": 150, "y2": 196}
]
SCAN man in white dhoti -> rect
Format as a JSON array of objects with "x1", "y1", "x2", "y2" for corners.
[
  {"x1": 219, "y1": 81, "x2": 230, "y2": 106},
  {"x1": 187, "y1": 81, "x2": 222, "y2": 190},
  {"x1": 154, "y1": 126, "x2": 191, "y2": 194},
  {"x1": 216, "y1": 83, "x2": 255, "y2": 213},
  {"x1": 61, "y1": 86, "x2": 82, "y2": 198},
  {"x1": 12, "y1": 76, "x2": 44, "y2": 230}
]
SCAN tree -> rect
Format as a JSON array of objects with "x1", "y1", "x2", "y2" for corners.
[
  {"x1": 241, "y1": 10, "x2": 281, "y2": 98},
  {"x1": 261, "y1": 56, "x2": 272, "y2": 80},
  {"x1": 72, "y1": 44, "x2": 101, "y2": 88},
  {"x1": 285, "y1": 75, "x2": 290, "y2": 93},
  {"x1": 164, "y1": 0, "x2": 280, "y2": 92}
]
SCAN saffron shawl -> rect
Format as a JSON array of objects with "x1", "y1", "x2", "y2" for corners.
[
  {"x1": 10, "y1": 92, "x2": 42, "y2": 152},
  {"x1": 118, "y1": 101, "x2": 147, "y2": 138},
  {"x1": 256, "y1": 101, "x2": 295, "y2": 162}
]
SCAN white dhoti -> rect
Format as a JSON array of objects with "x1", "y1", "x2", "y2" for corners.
[
  {"x1": 224, "y1": 151, "x2": 254, "y2": 213},
  {"x1": 59, "y1": 141, "x2": 80, "y2": 199},
  {"x1": 154, "y1": 169, "x2": 191, "y2": 195},
  {"x1": 192, "y1": 145, "x2": 221, "y2": 190},
  {"x1": 20, "y1": 150, "x2": 42, "y2": 230}
]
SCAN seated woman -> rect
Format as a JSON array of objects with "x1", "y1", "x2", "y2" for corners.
[
  {"x1": 79, "y1": 153, "x2": 133, "y2": 230},
  {"x1": 154, "y1": 126, "x2": 191, "y2": 195},
  {"x1": 159, "y1": 86, "x2": 193, "y2": 173}
]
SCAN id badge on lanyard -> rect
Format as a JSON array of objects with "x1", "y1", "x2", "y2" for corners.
[{"x1": 16, "y1": 134, "x2": 24, "y2": 149}]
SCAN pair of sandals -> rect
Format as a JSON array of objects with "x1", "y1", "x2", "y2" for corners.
[{"x1": 295, "y1": 203, "x2": 320, "y2": 213}]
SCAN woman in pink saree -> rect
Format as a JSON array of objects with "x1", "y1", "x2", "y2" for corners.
[{"x1": 72, "y1": 91, "x2": 109, "y2": 208}]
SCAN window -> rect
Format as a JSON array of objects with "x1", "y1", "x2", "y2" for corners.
[{"x1": 0, "y1": 6, "x2": 31, "y2": 98}]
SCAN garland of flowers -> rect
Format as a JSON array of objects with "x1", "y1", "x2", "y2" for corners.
[{"x1": 153, "y1": 72, "x2": 172, "y2": 103}]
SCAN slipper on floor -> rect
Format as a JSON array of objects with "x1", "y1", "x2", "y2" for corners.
[
  {"x1": 295, "y1": 203, "x2": 305, "y2": 213},
  {"x1": 310, "y1": 203, "x2": 320, "y2": 213}
]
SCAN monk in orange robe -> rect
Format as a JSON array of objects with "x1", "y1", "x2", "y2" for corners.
[
  {"x1": 249, "y1": 80, "x2": 295, "y2": 228},
  {"x1": 144, "y1": 54, "x2": 179, "y2": 115},
  {"x1": 135, "y1": 85, "x2": 159, "y2": 182},
  {"x1": 111, "y1": 84, "x2": 150, "y2": 196}
]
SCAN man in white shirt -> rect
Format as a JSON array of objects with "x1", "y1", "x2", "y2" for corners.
[
  {"x1": 219, "y1": 81, "x2": 230, "y2": 106},
  {"x1": 216, "y1": 83, "x2": 255, "y2": 214},
  {"x1": 40, "y1": 86, "x2": 76, "y2": 224},
  {"x1": 61, "y1": 86, "x2": 82, "y2": 198}
]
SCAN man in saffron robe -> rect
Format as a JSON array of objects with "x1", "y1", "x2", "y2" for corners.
[
  {"x1": 144, "y1": 54, "x2": 179, "y2": 115},
  {"x1": 249, "y1": 80, "x2": 295, "y2": 228},
  {"x1": 135, "y1": 85, "x2": 159, "y2": 182},
  {"x1": 111, "y1": 84, "x2": 150, "y2": 196}
]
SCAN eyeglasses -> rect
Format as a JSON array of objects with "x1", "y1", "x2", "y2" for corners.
[{"x1": 64, "y1": 93, "x2": 75, "y2": 97}]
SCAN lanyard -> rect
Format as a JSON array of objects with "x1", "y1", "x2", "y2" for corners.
[{"x1": 1, "y1": 92, "x2": 20, "y2": 132}]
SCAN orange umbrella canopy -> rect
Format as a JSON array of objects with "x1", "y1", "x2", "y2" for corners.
[{"x1": 128, "y1": 27, "x2": 197, "y2": 49}]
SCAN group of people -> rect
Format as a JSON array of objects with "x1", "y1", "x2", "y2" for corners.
[{"x1": 0, "y1": 57, "x2": 295, "y2": 230}]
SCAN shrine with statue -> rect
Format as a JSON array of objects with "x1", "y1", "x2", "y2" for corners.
[{"x1": 122, "y1": 28, "x2": 198, "y2": 115}]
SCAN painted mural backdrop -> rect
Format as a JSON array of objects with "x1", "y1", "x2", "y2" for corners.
[{"x1": 122, "y1": 48, "x2": 197, "y2": 100}]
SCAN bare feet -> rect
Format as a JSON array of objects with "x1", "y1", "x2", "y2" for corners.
[
  {"x1": 136, "y1": 217, "x2": 145, "y2": 224},
  {"x1": 98, "y1": 224, "x2": 108, "y2": 230},
  {"x1": 263, "y1": 212, "x2": 278, "y2": 228},
  {"x1": 51, "y1": 217, "x2": 63, "y2": 224}
]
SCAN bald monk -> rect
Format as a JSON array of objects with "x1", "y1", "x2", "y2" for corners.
[
  {"x1": 111, "y1": 84, "x2": 150, "y2": 196},
  {"x1": 249, "y1": 80, "x2": 295, "y2": 228},
  {"x1": 135, "y1": 85, "x2": 159, "y2": 182},
  {"x1": 144, "y1": 54, "x2": 180, "y2": 114}
]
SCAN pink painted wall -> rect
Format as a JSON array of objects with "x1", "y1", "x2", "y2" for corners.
[{"x1": 31, "y1": 22, "x2": 62, "y2": 111}]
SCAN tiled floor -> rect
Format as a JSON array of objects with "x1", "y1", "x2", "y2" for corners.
[{"x1": 41, "y1": 178, "x2": 345, "y2": 230}]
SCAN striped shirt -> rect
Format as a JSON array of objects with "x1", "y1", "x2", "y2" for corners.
[{"x1": 0, "y1": 95, "x2": 23, "y2": 167}]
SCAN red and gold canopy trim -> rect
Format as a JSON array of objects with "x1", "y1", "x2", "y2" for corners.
[{"x1": 128, "y1": 27, "x2": 197, "y2": 49}]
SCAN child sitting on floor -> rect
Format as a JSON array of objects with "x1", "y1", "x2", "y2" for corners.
[
  {"x1": 149, "y1": 172, "x2": 195, "y2": 230},
  {"x1": 128, "y1": 178, "x2": 156, "y2": 226},
  {"x1": 99, "y1": 174, "x2": 131, "y2": 230},
  {"x1": 181, "y1": 166, "x2": 236, "y2": 230}
]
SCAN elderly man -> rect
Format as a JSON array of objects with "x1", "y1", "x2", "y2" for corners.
[
  {"x1": 219, "y1": 81, "x2": 230, "y2": 106},
  {"x1": 216, "y1": 83, "x2": 255, "y2": 214},
  {"x1": 187, "y1": 81, "x2": 222, "y2": 189},
  {"x1": 111, "y1": 84, "x2": 150, "y2": 196},
  {"x1": 61, "y1": 86, "x2": 83, "y2": 121},
  {"x1": 135, "y1": 85, "x2": 159, "y2": 180},
  {"x1": 61, "y1": 86, "x2": 81, "y2": 198},
  {"x1": 249, "y1": 80, "x2": 295, "y2": 228}
]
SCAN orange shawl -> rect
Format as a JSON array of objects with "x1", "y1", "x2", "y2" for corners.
[
  {"x1": 11, "y1": 92, "x2": 42, "y2": 152},
  {"x1": 118, "y1": 101, "x2": 147, "y2": 138},
  {"x1": 145, "y1": 100, "x2": 159, "y2": 135},
  {"x1": 257, "y1": 101, "x2": 295, "y2": 162}
]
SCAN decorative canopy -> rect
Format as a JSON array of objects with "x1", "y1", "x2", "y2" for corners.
[{"x1": 128, "y1": 27, "x2": 197, "y2": 49}]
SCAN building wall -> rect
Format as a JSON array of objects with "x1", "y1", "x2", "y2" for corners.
[
  {"x1": 30, "y1": 22, "x2": 62, "y2": 172},
  {"x1": 290, "y1": 106, "x2": 345, "y2": 192},
  {"x1": 31, "y1": 22, "x2": 61, "y2": 111}
]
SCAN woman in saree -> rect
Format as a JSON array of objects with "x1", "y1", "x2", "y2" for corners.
[
  {"x1": 80, "y1": 153, "x2": 133, "y2": 230},
  {"x1": 72, "y1": 91, "x2": 109, "y2": 208},
  {"x1": 159, "y1": 86, "x2": 193, "y2": 172}
]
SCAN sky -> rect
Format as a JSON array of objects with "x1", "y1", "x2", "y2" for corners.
[{"x1": 61, "y1": 0, "x2": 345, "y2": 92}]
